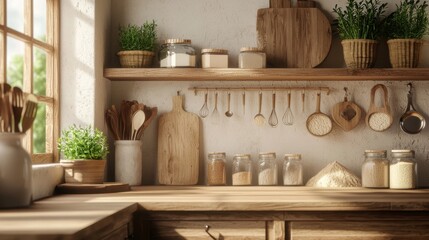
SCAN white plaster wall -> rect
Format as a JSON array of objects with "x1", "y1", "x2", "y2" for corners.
[
  {"x1": 61, "y1": 0, "x2": 111, "y2": 131},
  {"x1": 109, "y1": 0, "x2": 429, "y2": 186}
]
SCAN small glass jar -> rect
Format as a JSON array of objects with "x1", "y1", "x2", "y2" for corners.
[
  {"x1": 390, "y1": 150, "x2": 417, "y2": 189},
  {"x1": 258, "y1": 152, "x2": 277, "y2": 186},
  {"x1": 201, "y1": 48, "x2": 228, "y2": 68},
  {"x1": 159, "y1": 39, "x2": 196, "y2": 68},
  {"x1": 232, "y1": 154, "x2": 252, "y2": 186},
  {"x1": 283, "y1": 154, "x2": 303, "y2": 186},
  {"x1": 207, "y1": 152, "x2": 226, "y2": 186},
  {"x1": 239, "y1": 47, "x2": 266, "y2": 69},
  {"x1": 362, "y1": 150, "x2": 389, "y2": 188}
]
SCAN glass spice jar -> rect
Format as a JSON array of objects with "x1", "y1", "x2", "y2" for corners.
[
  {"x1": 361, "y1": 150, "x2": 389, "y2": 188},
  {"x1": 201, "y1": 48, "x2": 228, "y2": 68},
  {"x1": 159, "y1": 39, "x2": 196, "y2": 68},
  {"x1": 207, "y1": 152, "x2": 226, "y2": 186},
  {"x1": 239, "y1": 47, "x2": 266, "y2": 69},
  {"x1": 232, "y1": 154, "x2": 252, "y2": 186},
  {"x1": 283, "y1": 154, "x2": 303, "y2": 186},
  {"x1": 258, "y1": 152, "x2": 278, "y2": 186},
  {"x1": 390, "y1": 150, "x2": 417, "y2": 189}
]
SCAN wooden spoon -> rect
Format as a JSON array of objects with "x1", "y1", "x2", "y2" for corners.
[
  {"x1": 365, "y1": 84, "x2": 393, "y2": 132},
  {"x1": 131, "y1": 110, "x2": 145, "y2": 140},
  {"x1": 21, "y1": 94, "x2": 38, "y2": 133}
]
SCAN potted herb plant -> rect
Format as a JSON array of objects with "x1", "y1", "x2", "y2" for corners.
[
  {"x1": 333, "y1": 0, "x2": 387, "y2": 69},
  {"x1": 58, "y1": 125, "x2": 109, "y2": 184},
  {"x1": 117, "y1": 20, "x2": 157, "y2": 68},
  {"x1": 385, "y1": 0, "x2": 428, "y2": 68}
]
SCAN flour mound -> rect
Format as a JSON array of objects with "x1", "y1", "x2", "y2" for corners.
[{"x1": 306, "y1": 161, "x2": 361, "y2": 187}]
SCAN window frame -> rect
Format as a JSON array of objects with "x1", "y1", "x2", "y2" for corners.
[{"x1": 0, "y1": 0, "x2": 60, "y2": 164}]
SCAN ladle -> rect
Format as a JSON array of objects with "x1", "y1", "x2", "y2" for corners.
[
  {"x1": 253, "y1": 92, "x2": 265, "y2": 126},
  {"x1": 225, "y1": 92, "x2": 233, "y2": 117}
]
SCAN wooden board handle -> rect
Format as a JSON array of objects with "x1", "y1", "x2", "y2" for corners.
[
  {"x1": 370, "y1": 84, "x2": 389, "y2": 109},
  {"x1": 270, "y1": 0, "x2": 291, "y2": 8},
  {"x1": 172, "y1": 95, "x2": 184, "y2": 112}
]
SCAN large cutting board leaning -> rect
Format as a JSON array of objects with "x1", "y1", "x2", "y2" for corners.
[
  {"x1": 257, "y1": 0, "x2": 332, "y2": 68},
  {"x1": 157, "y1": 94, "x2": 200, "y2": 185}
]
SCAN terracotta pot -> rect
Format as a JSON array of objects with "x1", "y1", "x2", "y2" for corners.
[
  {"x1": 388, "y1": 39, "x2": 423, "y2": 68},
  {"x1": 341, "y1": 39, "x2": 378, "y2": 69},
  {"x1": 117, "y1": 50, "x2": 154, "y2": 68},
  {"x1": 60, "y1": 159, "x2": 106, "y2": 184}
]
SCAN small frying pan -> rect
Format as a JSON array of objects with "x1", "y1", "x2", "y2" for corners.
[{"x1": 400, "y1": 83, "x2": 426, "y2": 134}]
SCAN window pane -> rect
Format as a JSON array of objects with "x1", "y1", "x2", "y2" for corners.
[
  {"x1": 7, "y1": 0, "x2": 25, "y2": 33},
  {"x1": 7, "y1": 36, "x2": 24, "y2": 89},
  {"x1": 33, "y1": 0, "x2": 46, "y2": 42},
  {"x1": 33, "y1": 47, "x2": 46, "y2": 96},
  {"x1": 33, "y1": 103, "x2": 46, "y2": 153}
]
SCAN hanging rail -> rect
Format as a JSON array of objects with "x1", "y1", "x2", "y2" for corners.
[{"x1": 189, "y1": 86, "x2": 332, "y2": 95}]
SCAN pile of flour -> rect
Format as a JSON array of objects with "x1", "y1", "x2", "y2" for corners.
[{"x1": 306, "y1": 161, "x2": 361, "y2": 187}]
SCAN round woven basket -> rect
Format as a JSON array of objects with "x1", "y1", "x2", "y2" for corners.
[
  {"x1": 60, "y1": 159, "x2": 106, "y2": 184},
  {"x1": 117, "y1": 50, "x2": 155, "y2": 68},
  {"x1": 387, "y1": 39, "x2": 423, "y2": 68},
  {"x1": 341, "y1": 39, "x2": 378, "y2": 69}
]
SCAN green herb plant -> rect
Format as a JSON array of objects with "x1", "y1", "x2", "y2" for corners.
[
  {"x1": 58, "y1": 125, "x2": 109, "y2": 160},
  {"x1": 385, "y1": 0, "x2": 429, "y2": 39},
  {"x1": 333, "y1": 0, "x2": 388, "y2": 40},
  {"x1": 118, "y1": 20, "x2": 157, "y2": 51}
]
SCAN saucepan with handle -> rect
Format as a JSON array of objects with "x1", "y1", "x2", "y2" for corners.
[{"x1": 400, "y1": 83, "x2": 425, "y2": 134}]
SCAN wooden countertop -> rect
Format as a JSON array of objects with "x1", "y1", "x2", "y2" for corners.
[{"x1": 2, "y1": 186, "x2": 429, "y2": 238}]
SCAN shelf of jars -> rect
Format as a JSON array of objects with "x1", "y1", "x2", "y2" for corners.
[{"x1": 103, "y1": 68, "x2": 429, "y2": 81}]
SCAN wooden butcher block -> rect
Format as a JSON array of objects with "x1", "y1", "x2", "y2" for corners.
[
  {"x1": 257, "y1": 0, "x2": 332, "y2": 68},
  {"x1": 157, "y1": 94, "x2": 200, "y2": 185}
]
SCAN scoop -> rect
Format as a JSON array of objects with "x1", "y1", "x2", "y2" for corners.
[
  {"x1": 254, "y1": 92, "x2": 265, "y2": 126},
  {"x1": 400, "y1": 83, "x2": 425, "y2": 134},
  {"x1": 306, "y1": 93, "x2": 332, "y2": 136}
]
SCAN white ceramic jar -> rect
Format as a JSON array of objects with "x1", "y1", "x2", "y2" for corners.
[
  {"x1": 0, "y1": 133, "x2": 32, "y2": 208},
  {"x1": 159, "y1": 39, "x2": 196, "y2": 68},
  {"x1": 239, "y1": 47, "x2": 266, "y2": 68},
  {"x1": 115, "y1": 140, "x2": 143, "y2": 186},
  {"x1": 201, "y1": 48, "x2": 228, "y2": 68}
]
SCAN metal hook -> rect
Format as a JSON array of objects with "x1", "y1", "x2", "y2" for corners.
[
  {"x1": 407, "y1": 83, "x2": 413, "y2": 94},
  {"x1": 177, "y1": 90, "x2": 181, "y2": 96},
  {"x1": 205, "y1": 225, "x2": 217, "y2": 240}
]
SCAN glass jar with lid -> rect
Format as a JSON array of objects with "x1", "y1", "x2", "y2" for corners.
[
  {"x1": 362, "y1": 150, "x2": 389, "y2": 188},
  {"x1": 239, "y1": 47, "x2": 266, "y2": 69},
  {"x1": 390, "y1": 150, "x2": 417, "y2": 189},
  {"x1": 159, "y1": 39, "x2": 196, "y2": 68},
  {"x1": 201, "y1": 48, "x2": 228, "y2": 68},
  {"x1": 283, "y1": 154, "x2": 303, "y2": 186},
  {"x1": 232, "y1": 154, "x2": 252, "y2": 186},
  {"x1": 207, "y1": 152, "x2": 226, "y2": 186},
  {"x1": 258, "y1": 152, "x2": 277, "y2": 186}
]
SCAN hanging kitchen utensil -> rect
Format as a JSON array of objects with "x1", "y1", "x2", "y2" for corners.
[
  {"x1": 225, "y1": 91, "x2": 233, "y2": 117},
  {"x1": 257, "y1": 0, "x2": 331, "y2": 68},
  {"x1": 400, "y1": 83, "x2": 426, "y2": 134},
  {"x1": 282, "y1": 91, "x2": 294, "y2": 125},
  {"x1": 157, "y1": 93, "x2": 199, "y2": 185},
  {"x1": 211, "y1": 91, "x2": 220, "y2": 120},
  {"x1": 199, "y1": 91, "x2": 209, "y2": 118},
  {"x1": 301, "y1": 90, "x2": 305, "y2": 113},
  {"x1": 268, "y1": 92, "x2": 278, "y2": 127},
  {"x1": 306, "y1": 93, "x2": 332, "y2": 136},
  {"x1": 366, "y1": 84, "x2": 393, "y2": 132},
  {"x1": 331, "y1": 87, "x2": 363, "y2": 132},
  {"x1": 254, "y1": 92, "x2": 266, "y2": 126},
  {"x1": 242, "y1": 91, "x2": 246, "y2": 115}
]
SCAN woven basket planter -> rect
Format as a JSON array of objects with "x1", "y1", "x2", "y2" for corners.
[
  {"x1": 117, "y1": 50, "x2": 155, "y2": 68},
  {"x1": 60, "y1": 160, "x2": 106, "y2": 184},
  {"x1": 388, "y1": 39, "x2": 423, "y2": 68},
  {"x1": 341, "y1": 39, "x2": 378, "y2": 69}
]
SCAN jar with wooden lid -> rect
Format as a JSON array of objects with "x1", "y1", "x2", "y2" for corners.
[
  {"x1": 201, "y1": 48, "x2": 228, "y2": 68},
  {"x1": 362, "y1": 150, "x2": 389, "y2": 188},
  {"x1": 159, "y1": 39, "x2": 196, "y2": 68},
  {"x1": 258, "y1": 152, "x2": 277, "y2": 186},
  {"x1": 239, "y1": 47, "x2": 266, "y2": 69},
  {"x1": 232, "y1": 154, "x2": 252, "y2": 186},
  {"x1": 207, "y1": 152, "x2": 226, "y2": 186},
  {"x1": 283, "y1": 154, "x2": 303, "y2": 186},
  {"x1": 390, "y1": 150, "x2": 417, "y2": 189}
]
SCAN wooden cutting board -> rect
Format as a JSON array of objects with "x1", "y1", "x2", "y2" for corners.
[
  {"x1": 157, "y1": 95, "x2": 199, "y2": 185},
  {"x1": 257, "y1": 0, "x2": 332, "y2": 68}
]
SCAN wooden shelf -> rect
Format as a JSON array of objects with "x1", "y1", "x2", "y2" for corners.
[{"x1": 104, "y1": 68, "x2": 429, "y2": 81}]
